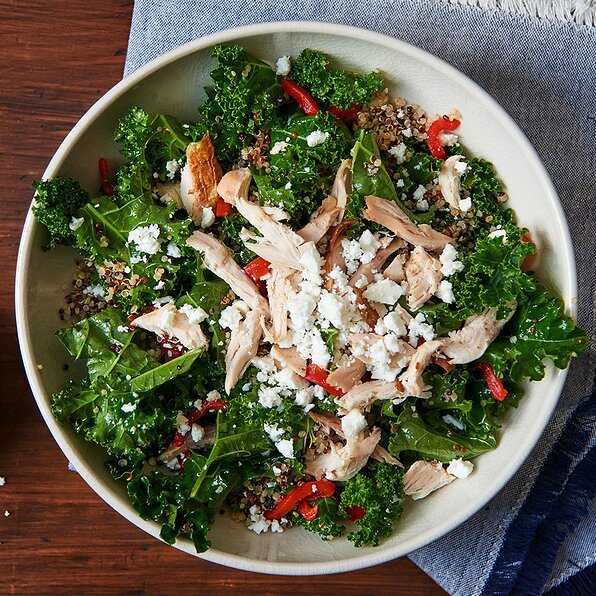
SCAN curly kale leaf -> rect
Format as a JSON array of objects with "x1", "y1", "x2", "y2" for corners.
[
  {"x1": 482, "y1": 284, "x2": 588, "y2": 382},
  {"x1": 388, "y1": 403, "x2": 497, "y2": 463},
  {"x1": 219, "y1": 213, "x2": 258, "y2": 265},
  {"x1": 451, "y1": 224, "x2": 536, "y2": 318},
  {"x1": 292, "y1": 497, "x2": 345, "y2": 540},
  {"x1": 114, "y1": 107, "x2": 191, "y2": 179},
  {"x1": 338, "y1": 461, "x2": 404, "y2": 547},
  {"x1": 201, "y1": 44, "x2": 284, "y2": 166},
  {"x1": 290, "y1": 48, "x2": 384, "y2": 109},
  {"x1": 32, "y1": 178, "x2": 90, "y2": 249}
]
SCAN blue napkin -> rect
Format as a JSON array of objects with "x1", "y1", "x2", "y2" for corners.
[{"x1": 123, "y1": 2, "x2": 595, "y2": 592}]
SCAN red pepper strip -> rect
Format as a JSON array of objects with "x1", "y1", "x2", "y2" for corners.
[
  {"x1": 521, "y1": 233, "x2": 531, "y2": 243},
  {"x1": 327, "y1": 104, "x2": 361, "y2": 121},
  {"x1": 426, "y1": 117, "x2": 461, "y2": 160},
  {"x1": 304, "y1": 363, "x2": 345, "y2": 397},
  {"x1": 215, "y1": 197, "x2": 233, "y2": 217},
  {"x1": 244, "y1": 257, "x2": 271, "y2": 281},
  {"x1": 97, "y1": 157, "x2": 115, "y2": 196},
  {"x1": 281, "y1": 79, "x2": 319, "y2": 116},
  {"x1": 171, "y1": 431, "x2": 187, "y2": 448},
  {"x1": 187, "y1": 399, "x2": 228, "y2": 425},
  {"x1": 345, "y1": 505, "x2": 366, "y2": 522},
  {"x1": 264, "y1": 480, "x2": 336, "y2": 520},
  {"x1": 298, "y1": 499, "x2": 319, "y2": 521},
  {"x1": 476, "y1": 363, "x2": 508, "y2": 401}
]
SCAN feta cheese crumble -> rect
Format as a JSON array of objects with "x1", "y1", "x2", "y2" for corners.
[
  {"x1": 165, "y1": 159, "x2": 180, "y2": 179},
  {"x1": 341, "y1": 409, "x2": 368, "y2": 438},
  {"x1": 270, "y1": 141, "x2": 289, "y2": 155},
  {"x1": 435, "y1": 279, "x2": 455, "y2": 304},
  {"x1": 179, "y1": 303, "x2": 208, "y2": 324},
  {"x1": 201, "y1": 206, "x2": 215, "y2": 229},
  {"x1": 121, "y1": 403, "x2": 137, "y2": 413},
  {"x1": 363, "y1": 275, "x2": 404, "y2": 305},
  {"x1": 166, "y1": 241, "x2": 182, "y2": 258},
  {"x1": 459, "y1": 197, "x2": 472, "y2": 212},
  {"x1": 128, "y1": 224, "x2": 161, "y2": 255},
  {"x1": 454, "y1": 160, "x2": 468, "y2": 175},
  {"x1": 388, "y1": 142, "x2": 407, "y2": 164},
  {"x1": 83, "y1": 285, "x2": 105, "y2": 298},
  {"x1": 408, "y1": 313, "x2": 436, "y2": 345},
  {"x1": 219, "y1": 301, "x2": 248, "y2": 331},
  {"x1": 69, "y1": 216, "x2": 84, "y2": 231},
  {"x1": 275, "y1": 55, "x2": 291, "y2": 76},
  {"x1": 447, "y1": 458, "x2": 474, "y2": 478},
  {"x1": 488, "y1": 229, "x2": 508, "y2": 242},
  {"x1": 439, "y1": 244, "x2": 464, "y2": 277},
  {"x1": 305, "y1": 130, "x2": 329, "y2": 147}
]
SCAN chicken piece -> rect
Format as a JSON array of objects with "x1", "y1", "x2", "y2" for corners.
[
  {"x1": 130, "y1": 304, "x2": 208, "y2": 350},
  {"x1": 304, "y1": 428, "x2": 381, "y2": 481},
  {"x1": 338, "y1": 380, "x2": 406, "y2": 413},
  {"x1": 297, "y1": 194, "x2": 341, "y2": 243},
  {"x1": 383, "y1": 253, "x2": 407, "y2": 282},
  {"x1": 158, "y1": 424, "x2": 216, "y2": 462},
  {"x1": 326, "y1": 356, "x2": 367, "y2": 393},
  {"x1": 218, "y1": 169, "x2": 305, "y2": 270},
  {"x1": 270, "y1": 344, "x2": 307, "y2": 377},
  {"x1": 403, "y1": 460, "x2": 455, "y2": 500},
  {"x1": 155, "y1": 181, "x2": 183, "y2": 207},
  {"x1": 265, "y1": 267, "x2": 295, "y2": 343},
  {"x1": 364, "y1": 195, "x2": 453, "y2": 251},
  {"x1": 349, "y1": 332, "x2": 415, "y2": 372},
  {"x1": 330, "y1": 159, "x2": 352, "y2": 223},
  {"x1": 186, "y1": 231, "x2": 269, "y2": 315},
  {"x1": 179, "y1": 134, "x2": 222, "y2": 225},
  {"x1": 225, "y1": 309, "x2": 263, "y2": 393},
  {"x1": 442, "y1": 305, "x2": 516, "y2": 364},
  {"x1": 438, "y1": 155, "x2": 466, "y2": 213},
  {"x1": 308, "y1": 411, "x2": 402, "y2": 467},
  {"x1": 398, "y1": 340, "x2": 443, "y2": 397},
  {"x1": 404, "y1": 246, "x2": 443, "y2": 310},
  {"x1": 323, "y1": 218, "x2": 356, "y2": 290},
  {"x1": 348, "y1": 237, "x2": 404, "y2": 287}
]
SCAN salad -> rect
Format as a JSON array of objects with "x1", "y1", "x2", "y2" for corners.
[{"x1": 32, "y1": 46, "x2": 587, "y2": 551}]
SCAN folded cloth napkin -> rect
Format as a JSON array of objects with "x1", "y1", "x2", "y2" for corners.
[{"x1": 123, "y1": 2, "x2": 595, "y2": 593}]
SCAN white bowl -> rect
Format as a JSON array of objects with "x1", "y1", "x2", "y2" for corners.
[{"x1": 16, "y1": 22, "x2": 576, "y2": 575}]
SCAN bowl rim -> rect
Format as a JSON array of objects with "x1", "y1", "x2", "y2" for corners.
[{"x1": 15, "y1": 20, "x2": 576, "y2": 575}]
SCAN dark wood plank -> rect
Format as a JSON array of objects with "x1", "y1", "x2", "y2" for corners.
[{"x1": 0, "y1": 2, "x2": 445, "y2": 593}]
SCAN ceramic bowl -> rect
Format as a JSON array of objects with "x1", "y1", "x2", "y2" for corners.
[{"x1": 16, "y1": 22, "x2": 577, "y2": 575}]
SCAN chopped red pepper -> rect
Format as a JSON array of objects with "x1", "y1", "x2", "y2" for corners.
[
  {"x1": 327, "y1": 104, "x2": 361, "y2": 121},
  {"x1": 345, "y1": 505, "x2": 366, "y2": 522},
  {"x1": 281, "y1": 79, "x2": 319, "y2": 116},
  {"x1": 243, "y1": 257, "x2": 271, "y2": 282},
  {"x1": 157, "y1": 336, "x2": 186, "y2": 360},
  {"x1": 97, "y1": 157, "x2": 115, "y2": 196},
  {"x1": 304, "y1": 363, "x2": 345, "y2": 397},
  {"x1": 187, "y1": 399, "x2": 228, "y2": 425},
  {"x1": 298, "y1": 499, "x2": 319, "y2": 521},
  {"x1": 264, "y1": 480, "x2": 336, "y2": 520},
  {"x1": 426, "y1": 116, "x2": 461, "y2": 160},
  {"x1": 476, "y1": 362, "x2": 508, "y2": 401},
  {"x1": 171, "y1": 431, "x2": 187, "y2": 448},
  {"x1": 521, "y1": 233, "x2": 531, "y2": 243},
  {"x1": 215, "y1": 198, "x2": 233, "y2": 217}
]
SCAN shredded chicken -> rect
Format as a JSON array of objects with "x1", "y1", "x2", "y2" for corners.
[
  {"x1": 323, "y1": 219, "x2": 355, "y2": 290},
  {"x1": 338, "y1": 380, "x2": 406, "y2": 413},
  {"x1": 364, "y1": 195, "x2": 453, "y2": 251},
  {"x1": 403, "y1": 460, "x2": 455, "y2": 500},
  {"x1": 155, "y1": 181, "x2": 182, "y2": 207},
  {"x1": 225, "y1": 309, "x2": 263, "y2": 393},
  {"x1": 179, "y1": 134, "x2": 222, "y2": 225},
  {"x1": 349, "y1": 332, "x2": 415, "y2": 372},
  {"x1": 186, "y1": 231, "x2": 269, "y2": 315},
  {"x1": 442, "y1": 305, "x2": 516, "y2": 364},
  {"x1": 404, "y1": 246, "x2": 443, "y2": 310},
  {"x1": 158, "y1": 424, "x2": 216, "y2": 462},
  {"x1": 349, "y1": 237, "x2": 404, "y2": 288},
  {"x1": 399, "y1": 340, "x2": 443, "y2": 396},
  {"x1": 438, "y1": 155, "x2": 465, "y2": 213},
  {"x1": 330, "y1": 159, "x2": 352, "y2": 223},
  {"x1": 265, "y1": 267, "x2": 295, "y2": 343},
  {"x1": 383, "y1": 252, "x2": 407, "y2": 282},
  {"x1": 130, "y1": 303, "x2": 207, "y2": 349},
  {"x1": 326, "y1": 356, "x2": 367, "y2": 393},
  {"x1": 297, "y1": 195, "x2": 341, "y2": 243},
  {"x1": 270, "y1": 344, "x2": 306, "y2": 377},
  {"x1": 304, "y1": 428, "x2": 381, "y2": 481}
]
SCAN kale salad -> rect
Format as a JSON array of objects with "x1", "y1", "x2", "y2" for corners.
[{"x1": 33, "y1": 46, "x2": 587, "y2": 552}]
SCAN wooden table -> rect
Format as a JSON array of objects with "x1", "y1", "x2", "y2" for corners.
[{"x1": 1, "y1": 2, "x2": 445, "y2": 593}]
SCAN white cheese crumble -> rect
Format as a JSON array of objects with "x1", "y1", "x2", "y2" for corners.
[
  {"x1": 402, "y1": 127, "x2": 412, "y2": 137},
  {"x1": 454, "y1": 160, "x2": 468, "y2": 175},
  {"x1": 275, "y1": 439, "x2": 295, "y2": 459},
  {"x1": 388, "y1": 142, "x2": 407, "y2": 164},
  {"x1": 396, "y1": 178, "x2": 405, "y2": 188},
  {"x1": 363, "y1": 275, "x2": 404, "y2": 305},
  {"x1": 201, "y1": 206, "x2": 215, "y2": 229},
  {"x1": 166, "y1": 241, "x2": 182, "y2": 258},
  {"x1": 128, "y1": 224, "x2": 161, "y2": 255},
  {"x1": 305, "y1": 130, "x2": 329, "y2": 147},
  {"x1": 191, "y1": 424, "x2": 205, "y2": 443},
  {"x1": 121, "y1": 403, "x2": 137, "y2": 413},
  {"x1": 219, "y1": 300, "x2": 248, "y2": 331},
  {"x1": 435, "y1": 279, "x2": 455, "y2": 304},
  {"x1": 488, "y1": 229, "x2": 508, "y2": 242},
  {"x1": 179, "y1": 303, "x2": 208, "y2": 324},
  {"x1": 439, "y1": 244, "x2": 464, "y2": 277},
  {"x1": 408, "y1": 313, "x2": 436, "y2": 345},
  {"x1": 447, "y1": 458, "x2": 474, "y2": 478},
  {"x1": 165, "y1": 159, "x2": 179, "y2": 179},
  {"x1": 69, "y1": 216, "x2": 84, "y2": 231},
  {"x1": 176, "y1": 412, "x2": 190, "y2": 434},
  {"x1": 275, "y1": 55, "x2": 291, "y2": 76},
  {"x1": 413, "y1": 184, "x2": 427, "y2": 201},
  {"x1": 0, "y1": 477, "x2": 6, "y2": 487},
  {"x1": 341, "y1": 409, "x2": 368, "y2": 438},
  {"x1": 270, "y1": 141, "x2": 289, "y2": 155},
  {"x1": 459, "y1": 197, "x2": 472, "y2": 212},
  {"x1": 83, "y1": 285, "x2": 105, "y2": 298},
  {"x1": 416, "y1": 198, "x2": 430, "y2": 211},
  {"x1": 443, "y1": 414, "x2": 464, "y2": 430}
]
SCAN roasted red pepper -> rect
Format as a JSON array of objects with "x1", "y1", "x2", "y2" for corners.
[
  {"x1": 215, "y1": 198, "x2": 233, "y2": 217},
  {"x1": 304, "y1": 363, "x2": 345, "y2": 397},
  {"x1": 476, "y1": 362, "x2": 508, "y2": 401},
  {"x1": 186, "y1": 399, "x2": 228, "y2": 425},
  {"x1": 426, "y1": 116, "x2": 461, "y2": 160},
  {"x1": 298, "y1": 499, "x2": 319, "y2": 521},
  {"x1": 264, "y1": 480, "x2": 336, "y2": 520},
  {"x1": 171, "y1": 431, "x2": 187, "y2": 448},
  {"x1": 243, "y1": 257, "x2": 271, "y2": 282},
  {"x1": 98, "y1": 157, "x2": 115, "y2": 196},
  {"x1": 327, "y1": 104, "x2": 361, "y2": 121},
  {"x1": 345, "y1": 505, "x2": 366, "y2": 522},
  {"x1": 281, "y1": 79, "x2": 319, "y2": 116}
]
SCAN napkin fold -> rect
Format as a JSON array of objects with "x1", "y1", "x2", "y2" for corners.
[{"x1": 124, "y1": 2, "x2": 595, "y2": 593}]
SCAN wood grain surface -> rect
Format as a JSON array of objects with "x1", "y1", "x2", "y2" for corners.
[{"x1": 0, "y1": 2, "x2": 445, "y2": 593}]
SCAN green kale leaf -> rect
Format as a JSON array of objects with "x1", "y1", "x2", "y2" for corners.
[{"x1": 291, "y1": 497, "x2": 345, "y2": 540}]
